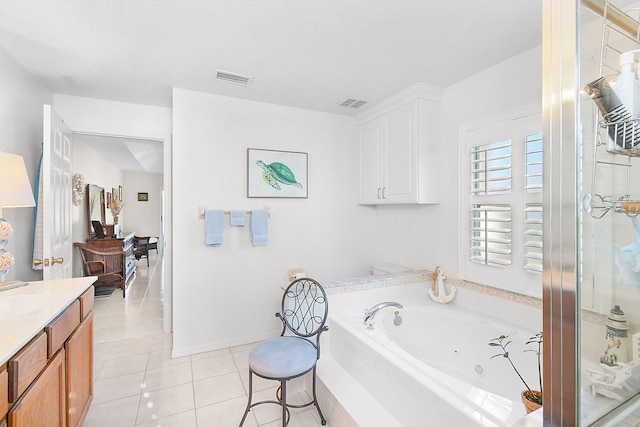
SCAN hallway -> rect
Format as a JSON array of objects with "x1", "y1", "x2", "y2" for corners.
[{"x1": 83, "y1": 253, "x2": 328, "y2": 426}]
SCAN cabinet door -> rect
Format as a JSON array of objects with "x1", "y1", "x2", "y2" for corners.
[
  {"x1": 383, "y1": 102, "x2": 417, "y2": 203},
  {"x1": 0, "y1": 367, "x2": 7, "y2": 421},
  {"x1": 66, "y1": 312, "x2": 93, "y2": 427},
  {"x1": 358, "y1": 118, "x2": 383, "y2": 204},
  {"x1": 8, "y1": 349, "x2": 65, "y2": 427}
]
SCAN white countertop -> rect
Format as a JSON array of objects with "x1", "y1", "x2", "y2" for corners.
[{"x1": 0, "y1": 277, "x2": 96, "y2": 365}]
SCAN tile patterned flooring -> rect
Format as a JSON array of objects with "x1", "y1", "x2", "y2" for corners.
[{"x1": 84, "y1": 253, "x2": 329, "y2": 427}]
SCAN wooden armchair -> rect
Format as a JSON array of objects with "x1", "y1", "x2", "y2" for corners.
[
  {"x1": 133, "y1": 236, "x2": 150, "y2": 267},
  {"x1": 74, "y1": 242, "x2": 126, "y2": 297}
]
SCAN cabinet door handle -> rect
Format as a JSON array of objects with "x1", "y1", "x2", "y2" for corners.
[
  {"x1": 382, "y1": 187, "x2": 387, "y2": 199},
  {"x1": 377, "y1": 188, "x2": 382, "y2": 199},
  {"x1": 51, "y1": 257, "x2": 64, "y2": 265}
]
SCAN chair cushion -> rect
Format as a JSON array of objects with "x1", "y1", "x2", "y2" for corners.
[{"x1": 249, "y1": 336, "x2": 317, "y2": 379}]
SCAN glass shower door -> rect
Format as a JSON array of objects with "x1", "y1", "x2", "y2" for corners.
[{"x1": 578, "y1": 0, "x2": 640, "y2": 424}]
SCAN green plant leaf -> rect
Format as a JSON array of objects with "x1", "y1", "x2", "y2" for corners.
[
  {"x1": 503, "y1": 352, "x2": 509, "y2": 358},
  {"x1": 488, "y1": 343, "x2": 501, "y2": 346}
]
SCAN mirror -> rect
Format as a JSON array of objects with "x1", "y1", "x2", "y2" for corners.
[{"x1": 87, "y1": 184, "x2": 106, "y2": 238}]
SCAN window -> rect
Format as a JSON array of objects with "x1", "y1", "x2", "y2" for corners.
[{"x1": 462, "y1": 108, "x2": 542, "y2": 294}]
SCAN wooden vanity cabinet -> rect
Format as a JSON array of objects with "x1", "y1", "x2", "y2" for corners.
[
  {"x1": 5, "y1": 286, "x2": 94, "y2": 427},
  {"x1": 8, "y1": 349, "x2": 65, "y2": 427},
  {"x1": 0, "y1": 366, "x2": 7, "y2": 425},
  {"x1": 65, "y1": 311, "x2": 93, "y2": 427}
]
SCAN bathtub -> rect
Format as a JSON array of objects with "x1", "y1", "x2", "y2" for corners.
[{"x1": 323, "y1": 281, "x2": 542, "y2": 426}]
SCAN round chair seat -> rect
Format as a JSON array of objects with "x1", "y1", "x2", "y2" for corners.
[{"x1": 249, "y1": 336, "x2": 317, "y2": 379}]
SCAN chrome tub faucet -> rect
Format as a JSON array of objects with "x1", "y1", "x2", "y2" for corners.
[{"x1": 363, "y1": 301, "x2": 403, "y2": 330}]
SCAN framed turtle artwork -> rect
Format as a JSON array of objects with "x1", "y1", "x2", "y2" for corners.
[{"x1": 247, "y1": 148, "x2": 308, "y2": 198}]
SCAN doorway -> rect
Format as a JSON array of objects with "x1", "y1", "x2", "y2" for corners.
[{"x1": 71, "y1": 131, "x2": 172, "y2": 333}]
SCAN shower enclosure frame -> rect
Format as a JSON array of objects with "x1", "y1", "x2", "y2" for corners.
[
  {"x1": 542, "y1": 0, "x2": 579, "y2": 424},
  {"x1": 544, "y1": 0, "x2": 640, "y2": 424}
]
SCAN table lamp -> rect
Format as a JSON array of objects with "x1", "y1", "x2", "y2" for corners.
[{"x1": 0, "y1": 152, "x2": 36, "y2": 287}]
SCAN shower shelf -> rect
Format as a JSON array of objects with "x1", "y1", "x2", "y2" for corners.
[
  {"x1": 601, "y1": 118, "x2": 640, "y2": 156},
  {"x1": 585, "y1": 0, "x2": 640, "y2": 219},
  {"x1": 584, "y1": 194, "x2": 640, "y2": 219}
]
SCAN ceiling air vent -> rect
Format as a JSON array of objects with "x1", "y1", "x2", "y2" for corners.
[
  {"x1": 215, "y1": 70, "x2": 251, "y2": 85},
  {"x1": 340, "y1": 98, "x2": 367, "y2": 108}
]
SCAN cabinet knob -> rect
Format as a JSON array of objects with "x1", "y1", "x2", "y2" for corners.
[
  {"x1": 51, "y1": 257, "x2": 64, "y2": 265},
  {"x1": 33, "y1": 259, "x2": 44, "y2": 267}
]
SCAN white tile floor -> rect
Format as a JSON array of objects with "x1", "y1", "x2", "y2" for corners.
[{"x1": 84, "y1": 253, "x2": 329, "y2": 427}]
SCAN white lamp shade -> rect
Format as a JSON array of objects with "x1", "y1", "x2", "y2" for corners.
[{"x1": 0, "y1": 152, "x2": 36, "y2": 210}]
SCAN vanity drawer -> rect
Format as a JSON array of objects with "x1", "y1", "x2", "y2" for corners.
[
  {"x1": 0, "y1": 366, "x2": 7, "y2": 420},
  {"x1": 79, "y1": 286, "x2": 94, "y2": 319},
  {"x1": 7, "y1": 332, "x2": 47, "y2": 403},
  {"x1": 45, "y1": 300, "x2": 80, "y2": 358}
]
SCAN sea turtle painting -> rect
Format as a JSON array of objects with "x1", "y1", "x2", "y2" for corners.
[{"x1": 256, "y1": 160, "x2": 303, "y2": 190}]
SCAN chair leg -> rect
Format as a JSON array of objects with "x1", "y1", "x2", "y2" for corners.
[
  {"x1": 281, "y1": 380, "x2": 287, "y2": 427},
  {"x1": 312, "y1": 367, "x2": 327, "y2": 425},
  {"x1": 239, "y1": 370, "x2": 254, "y2": 426}
]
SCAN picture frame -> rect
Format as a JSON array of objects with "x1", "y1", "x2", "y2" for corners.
[
  {"x1": 247, "y1": 148, "x2": 308, "y2": 198},
  {"x1": 138, "y1": 192, "x2": 149, "y2": 202}
]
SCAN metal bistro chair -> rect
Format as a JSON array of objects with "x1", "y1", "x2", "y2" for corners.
[{"x1": 239, "y1": 277, "x2": 329, "y2": 426}]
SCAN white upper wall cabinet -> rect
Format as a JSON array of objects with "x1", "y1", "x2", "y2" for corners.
[{"x1": 357, "y1": 83, "x2": 442, "y2": 205}]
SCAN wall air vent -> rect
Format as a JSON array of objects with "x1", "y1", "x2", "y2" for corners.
[
  {"x1": 340, "y1": 98, "x2": 367, "y2": 108},
  {"x1": 215, "y1": 70, "x2": 251, "y2": 85}
]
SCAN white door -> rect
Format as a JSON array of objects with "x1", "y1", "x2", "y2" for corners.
[{"x1": 41, "y1": 105, "x2": 73, "y2": 280}]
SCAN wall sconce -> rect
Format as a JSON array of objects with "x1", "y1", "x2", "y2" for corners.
[{"x1": 0, "y1": 152, "x2": 36, "y2": 286}]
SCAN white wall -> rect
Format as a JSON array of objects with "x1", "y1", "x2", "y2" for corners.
[
  {"x1": 371, "y1": 46, "x2": 543, "y2": 281},
  {"x1": 53, "y1": 94, "x2": 172, "y2": 141},
  {"x1": 0, "y1": 46, "x2": 52, "y2": 282},
  {"x1": 172, "y1": 88, "x2": 376, "y2": 355},
  {"x1": 122, "y1": 171, "x2": 163, "y2": 239}
]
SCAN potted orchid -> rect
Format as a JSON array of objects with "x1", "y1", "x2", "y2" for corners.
[{"x1": 489, "y1": 332, "x2": 543, "y2": 413}]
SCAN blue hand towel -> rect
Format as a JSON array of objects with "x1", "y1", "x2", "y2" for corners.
[
  {"x1": 229, "y1": 210, "x2": 246, "y2": 227},
  {"x1": 204, "y1": 210, "x2": 224, "y2": 246},
  {"x1": 251, "y1": 209, "x2": 269, "y2": 246}
]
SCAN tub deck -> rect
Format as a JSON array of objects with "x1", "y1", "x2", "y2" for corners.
[{"x1": 316, "y1": 273, "x2": 543, "y2": 426}]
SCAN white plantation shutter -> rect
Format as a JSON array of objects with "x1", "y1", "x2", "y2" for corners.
[
  {"x1": 523, "y1": 133, "x2": 543, "y2": 274},
  {"x1": 470, "y1": 140, "x2": 512, "y2": 196},
  {"x1": 464, "y1": 108, "x2": 542, "y2": 291},
  {"x1": 524, "y1": 203, "x2": 543, "y2": 273},
  {"x1": 469, "y1": 139, "x2": 513, "y2": 267},
  {"x1": 525, "y1": 133, "x2": 543, "y2": 193},
  {"x1": 470, "y1": 204, "x2": 512, "y2": 267}
]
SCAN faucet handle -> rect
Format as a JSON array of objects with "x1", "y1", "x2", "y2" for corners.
[{"x1": 365, "y1": 319, "x2": 375, "y2": 330}]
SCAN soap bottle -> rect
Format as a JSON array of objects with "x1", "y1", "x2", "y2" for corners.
[{"x1": 613, "y1": 50, "x2": 640, "y2": 114}]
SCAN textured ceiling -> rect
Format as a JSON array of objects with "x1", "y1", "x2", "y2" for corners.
[
  {"x1": 0, "y1": 1, "x2": 541, "y2": 116},
  {"x1": 0, "y1": 1, "x2": 541, "y2": 173}
]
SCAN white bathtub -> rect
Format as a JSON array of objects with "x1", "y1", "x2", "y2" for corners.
[{"x1": 324, "y1": 282, "x2": 542, "y2": 426}]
